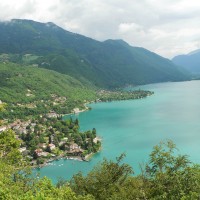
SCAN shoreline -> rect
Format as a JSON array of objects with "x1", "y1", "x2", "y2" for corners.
[
  {"x1": 33, "y1": 106, "x2": 102, "y2": 169},
  {"x1": 32, "y1": 91, "x2": 151, "y2": 169},
  {"x1": 34, "y1": 145, "x2": 103, "y2": 169},
  {"x1": 61, "y1": 102, "x2": 92, "y2": 117},
  {"x1": 60, "y1": 89, "x2": 154, "y2": 119},
  {"x1": 33, "y1": 155, "x2": 86, "y2": 169}
]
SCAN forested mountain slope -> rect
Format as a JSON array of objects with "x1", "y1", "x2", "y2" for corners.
[
  {"x1": 0, "y1": 19, "x2": 190, "y2": 88},
  {"x1": 0, "y1": 62, "x2": 95, "y2": 119}
]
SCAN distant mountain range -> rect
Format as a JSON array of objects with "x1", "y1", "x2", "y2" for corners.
[
  {"x1": 0, "y1": 19, "x2": 190, "y2": 88},
  {"x1": 172, "y1": 49, "x2": 200, "y2": 75}
]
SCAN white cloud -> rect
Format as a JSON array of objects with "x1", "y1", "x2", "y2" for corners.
[
  {"x1": 0, "y1": 0, "x2": 200, "y2": 58},
  {"x1": 118, "y1": 23, "x2": 144, "y2": 34}
]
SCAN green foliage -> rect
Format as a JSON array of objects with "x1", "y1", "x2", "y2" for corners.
[
  {"x1": 0, "y1": 129, "x2": 94, "y2": 200},
  {"x1": 0, "y1": 62, "x2": 96, "y2": 119},
  {"x1": 97, "y1": 89, "x2": 154, "y2": 102},
  {"x1": 28, "y1": 177, "x2": 95, "y2": 200},
  {"x1": 17, "y1": 117, "x2": 101, "y2": 162},
  {"x1": 0, "y1": 103, "x2": 6, "y2": 112},
  {"x1": 70, "y1": 141, "x2": 200, "y2": 200},
  {"x1": 0, "y1": 133, "x2": 200, "y2": 199},
  {"x1": 0, "y1": 130, "x2": 34, "y2": 199},
  {"x1": 70, "y1": 154, "x2": 133, "y2": 200},
  {"x1": 0, "y1": 129, "x2": 22, "y2": 165},
  {"x1": 146, "y1": 140, "x2": 189, "y2": 175},
  {"x1": 144, "y1": 140, "x2": 200, "y2": 199}
]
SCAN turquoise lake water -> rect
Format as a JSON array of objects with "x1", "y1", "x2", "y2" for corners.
[{"x1": 35, "y1": 80, "x2": 200, "y2": 183}]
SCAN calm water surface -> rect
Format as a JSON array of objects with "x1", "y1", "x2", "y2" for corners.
[{"x1": 35, "y1": 81, "x2": 200, "y2": 183}]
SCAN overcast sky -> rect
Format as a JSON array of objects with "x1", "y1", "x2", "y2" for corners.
[{"x1": 1, "y1": 0, "x2": 200, "y2": 58}]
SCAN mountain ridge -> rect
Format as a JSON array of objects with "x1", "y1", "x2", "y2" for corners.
[
  {"x1": 172, "y1": 49, "x2": 200, "y2": 75},
  {"x1": 0, "y1": 19, "x2": 190, "y2": 88}
]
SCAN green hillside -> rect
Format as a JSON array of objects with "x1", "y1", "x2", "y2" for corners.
[
  {"x1": 0, "y1": 62, "x2": 96, "y2": 119},
  {"x1": 0, "y1": 19, "x2": 190, "y2": 88}
]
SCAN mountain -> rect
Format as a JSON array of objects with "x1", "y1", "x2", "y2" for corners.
[
  {"x1": 0, "y1": 19, "x2": 190, "y2": 88},
  {"x1": 172, "y1": 49, "x2": 200, "y2": 75}
]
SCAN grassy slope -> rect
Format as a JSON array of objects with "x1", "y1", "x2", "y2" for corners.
[
  {"x1": 0, "y1": 62, "x2": 96, "y2": 120},
  {"x1": 0, "y1": 62, "x2": 95, "y2": 104}
]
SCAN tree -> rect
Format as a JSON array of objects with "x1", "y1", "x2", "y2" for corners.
[
  {"x1": 74, "y1": 134, "x2": 83, "y2": 146},
  {"x1": 0, "y1": 129, "x2": 22, "y2": 165},
  {"x1": 144, "y1": 140, "x2": 200, "y2": 199},
  {"x1": 70, "y1": 141, "x2": 200, "y2": 200},
  {"x1": 92, "y1": 128, "x2": 96, "y2": 137},
  {"x1": 32, "y1": 177, "x2": 95, "y2": 200},
  {"x1": 54, "y1": 133, "x2": 59, "y2": 147},
  {"x1": 0, "y1": 129, "x2": 94, "y2": 199},
  {"x1": 70, "y1": 154, "x2": 133, "y2": 200},
  {"x1": 0, "y1": 130, "x2": 34, "y2": 199},
  {"x1": 75, "y1": 118, "x2": 79, "y2": 126},
  {"x1": 48, "y1": 134, "x2": 52, "y2": 144}
]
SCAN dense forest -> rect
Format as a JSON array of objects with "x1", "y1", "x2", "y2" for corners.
[{"x1": 0, "y1": 130, "x2": 199, "y2": 199}]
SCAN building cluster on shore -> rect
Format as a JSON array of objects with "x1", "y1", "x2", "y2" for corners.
[{"x1": 0, "y1": 114, "x2": 101, "y2": 166}]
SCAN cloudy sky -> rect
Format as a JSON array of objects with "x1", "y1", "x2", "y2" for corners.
[{"x1": 1, "y1": 0, "x2": 200, "y2": 58}]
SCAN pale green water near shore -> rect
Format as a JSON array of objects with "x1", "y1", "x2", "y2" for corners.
[{"x1": 35, "y1": 80, "x2": 200, "y2": 183}]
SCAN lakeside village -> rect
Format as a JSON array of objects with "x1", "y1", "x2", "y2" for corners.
[
  {"x1": 0, "y1": 89, "x2": 153, "y2": 166},
  {"x1": 0, "y1": 98, "x2": 101, "y2": 166},
  {"x1": 0, "y1": 114, "x2": 101, "y2": 166}
]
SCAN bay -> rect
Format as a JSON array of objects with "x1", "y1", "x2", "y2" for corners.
[{"x1": 35, "y1": 80, "x2": 200, "y2": 183}]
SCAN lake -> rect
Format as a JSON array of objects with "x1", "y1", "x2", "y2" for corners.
[{"x1": 35, "y1": 80, "x2": 200, "y2": 183}]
